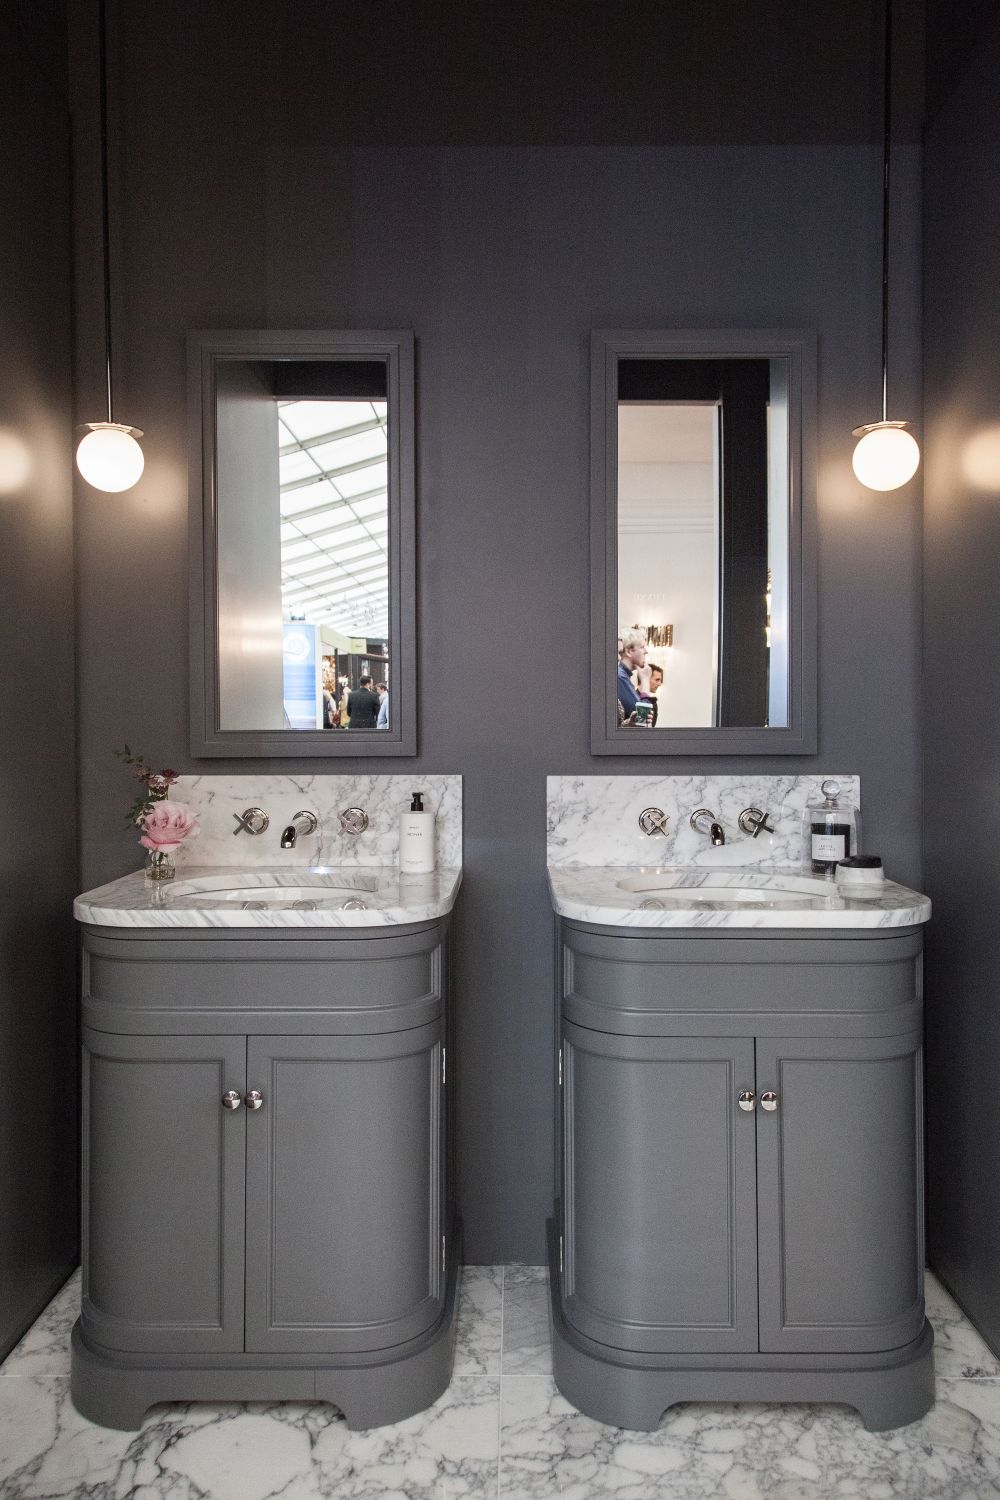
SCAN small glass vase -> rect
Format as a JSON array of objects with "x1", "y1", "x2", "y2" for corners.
[{"x1": 144, "y1": 849, "x2": 176, "y2": 882}]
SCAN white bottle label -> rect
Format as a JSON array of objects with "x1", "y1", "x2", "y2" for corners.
[
  {"x1": 812, "y1": 832, "x2": 846, "y2": 862},
  {"x1": 399, "y1": 814, "x2": 435, "y2": 873}
]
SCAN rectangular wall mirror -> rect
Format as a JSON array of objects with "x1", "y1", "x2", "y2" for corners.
[
  {"x1": 591, "y1": 330, "x2": 817, "y2": 755},
  {"x1": 189, "y1": 330, "x2": 415, "y2": 756}
]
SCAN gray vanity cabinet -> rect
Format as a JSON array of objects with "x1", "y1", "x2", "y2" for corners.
[
  {"x1": 552, "y1": 923, "x2": 934, "y2": 1432},
  {"x1": 73, "y1": 922, "x2": 457, "y2": 1431},
  {"x1": 243, "y1": 1027, "x2": 444, "y2": 1354},
  {"x1": 82, "y1": 1029, "x2": 247, "y2": 1355},
  {"x1": 562, "y1": 1028, "x2": 759, "y2": 1354},
  {"x1": 754, "y1": 1033, "x2": 922, "y2": 1355}
]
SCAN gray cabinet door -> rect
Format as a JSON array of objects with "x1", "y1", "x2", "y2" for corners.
[
  {"x1": 244, "y1": 1023, "x2": 444, "y2": 1354},
  {"x1": 755, "y1": 1032, "x2": 924, "y2": 1354},
  {"x1": 81, "y1": 1027, "x2": 246, "y2": 1354},
  {"x1": 562, "y1": 1024, "x2": 758, "y2": 1354}
]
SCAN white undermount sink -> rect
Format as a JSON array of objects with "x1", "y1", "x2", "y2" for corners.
[
  {"x1": 615, "y1": 872, "x2": 839, "y2": 907},
  {"x1": 167, "y1": 872, "x2": 378, "y2": 908}
]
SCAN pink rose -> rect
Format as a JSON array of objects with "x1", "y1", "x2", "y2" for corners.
[{"x1": 139, "y1": 801, "x2": 200, "y2": 853}]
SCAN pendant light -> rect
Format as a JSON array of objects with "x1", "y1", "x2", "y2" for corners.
[
  {"x1": 851, "y1": 0, "x2": 919, "y2": 492},
  {"x1": 76, "y1": 0, "x2": 144, "y2": 493}
]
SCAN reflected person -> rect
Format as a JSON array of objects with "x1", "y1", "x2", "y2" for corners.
[
  {"x1": 617, "y1": 629, "x2": 654, "y2": 726},
  {"x1": 346, "y1": 674, "x2": 380, "y2": 729},
  {"x1": 376, "y1": 681, "x2": 389, "y2": 729},
  {"x1": 646, "y1": 662, "x2": 664, "y2": 727}
]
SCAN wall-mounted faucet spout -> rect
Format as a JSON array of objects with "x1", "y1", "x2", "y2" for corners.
[
  {"x1": 280, "y1": 810, "x2": 318, "y2": 849},
  {"x1": 689, "y1": 808, "x2": 725, "y2": 847}
]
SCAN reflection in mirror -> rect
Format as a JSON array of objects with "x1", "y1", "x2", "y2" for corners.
[
  {"x1": 591, "y1": 330, "x2": 815, "y2": 756},
  {"x1": 216, "y1": 360, "x2": 391, "y2": 733},
  {"x1": 190, "y1": 330, "x2": 415, "y2": 758},
  {"x1": 615, "y1": 357, "x2": 789, "y2": 731}
]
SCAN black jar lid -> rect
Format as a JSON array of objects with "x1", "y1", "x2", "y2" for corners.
[{"x1": 838, "y1": 855, "x2": 883, "y2": 868}]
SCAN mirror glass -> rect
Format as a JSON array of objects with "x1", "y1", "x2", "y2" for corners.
[
  {"x1": 615, "y1": 356, "x2": 789, "y2": 731},
  {"x1": 190, "y1": 332, "x2": 415, "y2": 757},
  {"x1": 216, "y1": 360, "x2": 390, "y2": 732}
]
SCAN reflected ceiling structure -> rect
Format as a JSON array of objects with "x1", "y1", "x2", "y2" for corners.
[{"x1": 277, "y1": 399, "x2": 389, "y2": 638}]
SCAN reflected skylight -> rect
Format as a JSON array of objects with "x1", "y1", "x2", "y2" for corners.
[{"x1": 278, "y1": 399, "x2": 389, "y2": 635}]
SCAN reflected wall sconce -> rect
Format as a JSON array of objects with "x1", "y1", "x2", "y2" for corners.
[
  {"x1": 634, "y1": 623, "x2": 674, "y2": 649},
  {"x1": 851, "y1": 0, "x2": 919, "y2": 492},
  {"x1": 75, "y1": 0, "x2": 144, "y2": 493}
]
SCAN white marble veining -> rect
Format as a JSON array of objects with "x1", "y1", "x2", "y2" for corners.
[
  {"x1": 164, "y1": 774, "x2": 462, "y2": 870},
  {"x1": 453, "y1": 1265, "x2": 503, "y2": 1378},
  {"x1": 498, "y1": 1375, "x2": 1000, "y2": 1499},
  {"x1": 5, "y1": 1267, "x2": 1000, "y2": 1498},
  {"x1": 547, "y1": 774, "x2": 861, "y2": 869},
  {"x1": 75, "y1": 865, "x2": 462, "y2": 929},
  {"x1": 502, "y1": 1267, "x2": 551, "y2": 1376},
  {"x1": 548, "y1": 865, "x2": 930, "y2": 929},
  {"x1": 0, "y1": 1271, "x2": 79, "y2": 1382}
]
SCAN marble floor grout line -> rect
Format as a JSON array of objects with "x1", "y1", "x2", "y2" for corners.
[{"x1": 496, "y1": 1264, "x2": 506, "y2": 1500}]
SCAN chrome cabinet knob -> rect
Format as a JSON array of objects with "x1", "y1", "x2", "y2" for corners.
[
  {"x1": 737, "y1": 1090, "x2": 756, "y2": 1112},
  {"x1": 222, "y1": 1090, "x2": 242, "y2": 1111},
  {"x1": 761, "y1": 1091, "x2": 779, "y2": 1112},
  {"x1": 244, "y1": 1089, "x2": 264, "y2": 1111}
]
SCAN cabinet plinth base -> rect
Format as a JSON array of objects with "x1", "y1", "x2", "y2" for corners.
[
  {"x1": 547, "y1": 1221, "x2": 935, "y2": 1433},
  {"x1": 70, "y1": 1229, "x2": 459, "y2": 1432}
]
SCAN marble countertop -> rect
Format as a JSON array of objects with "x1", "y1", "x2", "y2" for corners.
[
  {"x1": 74, "y1": 866, "x2": 462, "y2": 929},
  {"x1": 547, "y1": 866, "x2": 931, "y2": 929}
]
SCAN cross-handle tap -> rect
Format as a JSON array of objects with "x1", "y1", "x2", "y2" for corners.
[
  {"x1": 689, "y1": 808, "x2": 726, "y2": 847},
  {"x1": 738, "y1": 806, "x2": 776, "y2": 839},
  {"x1": 280, "y1": 810, "x2": 318, "y2": 849}
]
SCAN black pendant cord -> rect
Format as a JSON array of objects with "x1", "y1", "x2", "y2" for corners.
[
  {"x1": 98, "y1": 0, "x2": 114, "y2": 425},
  {"x1": 880, "y1": 0, "x2": 892, "y2": 425}
]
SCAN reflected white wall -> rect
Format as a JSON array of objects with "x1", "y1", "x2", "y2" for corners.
[{"x1": 216, "y1": 363, "x2": 285, "y2": 730}]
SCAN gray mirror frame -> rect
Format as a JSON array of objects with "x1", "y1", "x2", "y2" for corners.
[
  {"x1": 591, "y1": 328, "x2": 817, "y2": 756},
  {"x1": 188, "y1": 329, "x2": 416, "y2": 757}
]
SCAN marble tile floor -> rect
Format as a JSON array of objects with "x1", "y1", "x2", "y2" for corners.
[{"x1": 2, "y1": 1266, "x2": 1000, "y2": 1498}]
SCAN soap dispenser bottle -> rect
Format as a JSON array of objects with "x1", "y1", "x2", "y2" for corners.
[
  {"x1": 398, "y1": 791, "x2": 436, "y2": 874},
  {"x1": 804, "y1": 779, "x2": 859, "y2": 876}
]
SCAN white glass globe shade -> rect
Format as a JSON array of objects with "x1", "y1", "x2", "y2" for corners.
[
  {"x1": 76, "y1": 425, "x2": 145, "y2": 492},
  {"x1": 851, "y1": 425, "x2": 920, "y2": 492}
]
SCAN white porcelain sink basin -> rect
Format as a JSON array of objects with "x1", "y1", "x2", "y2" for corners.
[
  {"x1": 167, "y1": 872, "x2": 377, "y2": 908},
  {"x1": 616, "y1": 872, "x2": 838, "y2": 907}
]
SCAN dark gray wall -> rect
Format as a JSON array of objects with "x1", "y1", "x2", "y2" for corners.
[
  {"x1": 0, "y1": 4, "x2": 79, "y2": 1351},
  {"x1": 923, "y1": 8, "x2": 1000, "y2": 1348},
  {"x1": 72, "y1": 5, "x2": 924, "y2": 1262}
]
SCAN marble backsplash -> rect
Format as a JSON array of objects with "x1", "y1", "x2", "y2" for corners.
[
  {"x1": 547, "y1": 775, "x2": 860, "y2": 868},
  {"x1": 169, "y1": 775, "x2": 462, "y2": 869}
]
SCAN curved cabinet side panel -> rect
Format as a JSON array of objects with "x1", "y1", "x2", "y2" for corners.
[
  {"x1": 244, "y1": 1024, "x2": 444, "y2": 1354},
  {"x1": 562, "y1": 1025, "x2": 758, "y2": 1354}
]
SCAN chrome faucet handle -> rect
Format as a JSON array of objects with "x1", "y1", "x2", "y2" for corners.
[
  {"x1": 233, "y1": 807, "x2": 269, "y2": 836},
  {"x1": 338, "y1": 807, "x2": 369, "y2": 836},
  {"x1": 638, "y1": 807, "x2": 670, "y2": 837},
  {"x1": 738, "y1": 806, "x2": 775, "y2": 839}
]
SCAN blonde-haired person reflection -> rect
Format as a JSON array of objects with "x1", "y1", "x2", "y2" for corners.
[{"x1": 617, "y1": 629, "x2": 654, "y2": 726}]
